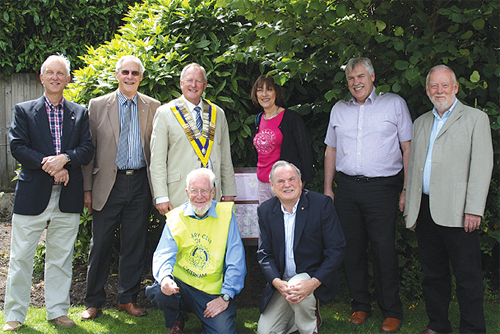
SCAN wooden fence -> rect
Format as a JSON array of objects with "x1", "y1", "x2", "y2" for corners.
[{"x1": 0, "y1": 73, "x2": 44, "y2": 191}]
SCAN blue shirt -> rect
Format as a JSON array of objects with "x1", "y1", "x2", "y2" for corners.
[
  {"x1": 422, "y1": 98, "x2": 458, "y2": 194},
  {"x1": 152, "y1": 200, "x2": 246, "y2": 298},
  {"x1": 117, "y1": 91, "x2": 146, "y2": 169}
]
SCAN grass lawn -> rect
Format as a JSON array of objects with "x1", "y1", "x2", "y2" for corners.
[{"x1": 1, "y1": 301, "x2": 499, "y2": 333}]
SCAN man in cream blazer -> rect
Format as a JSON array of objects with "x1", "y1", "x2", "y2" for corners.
[
  {"x1": 404, "y1": 65, "x2": 493, "y2": 334},
  {"x1": 150, "y1": 63, "x2": 236, "y2": 215},
  {"x1": 81, "y1": 56, "x2": 161, "y2": 320}
]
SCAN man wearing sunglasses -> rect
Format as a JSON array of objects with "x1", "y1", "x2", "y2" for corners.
[{"x1": 81, "y1": 55, "x2": 161, "y2": 320}]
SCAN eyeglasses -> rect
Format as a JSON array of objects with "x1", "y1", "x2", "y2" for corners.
[
  {"x1": 188, "y1": 188, "x2": 213, "y2": 196},
  {"x1": 120, "y1": 70, "x2": 141, "y2": 76}
]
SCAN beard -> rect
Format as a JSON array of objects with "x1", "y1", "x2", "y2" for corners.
[{"x1": 192, "y1": 201, "x2": 212, "y2": 217}]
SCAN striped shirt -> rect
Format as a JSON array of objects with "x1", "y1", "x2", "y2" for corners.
[{"x1": 117, "y1": 91, "x2": 146, "y2": 169}]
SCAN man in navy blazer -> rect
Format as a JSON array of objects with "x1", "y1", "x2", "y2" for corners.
[
  {"x1": 3, "y1": 55, "x2": 93, "y2": 332},
  {"x1": 257, "y1": 160, "x2": 345, "y2": 334}
]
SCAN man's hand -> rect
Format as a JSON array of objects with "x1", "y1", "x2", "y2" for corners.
[
  {"x1": 160, "y1": 276, "x2": 179, "y2": 296},
  {"x1": 156, "y1": 201, "x2": 174, "y2": 215},
  {"x1": 203, "y1": 296, "x2": 229, "y2": 318},
  {"x1": 42, "y1": 154, "x2": 68, "y2": 175},
  {"x1": 324, "y1": 189, "x2": 335, "y2": 202},
  {"x1": 286, "y1": 278, "x2": 321, "y2": 304},
  {"x1": 53, "y1": 169, "x2": 69, "y2": 186},
  {"x1": 84, "y1": 191, "x2": 92, "y2": 213},
  {"x1": 464, "y1": 213, "x2": 481, "y2": 233},
  {"x1": 221, "y1": 196, "x2": 234, "y2": 202},
  {"x1": 399, "y1": 190, "x2": 406, "y2": 212}
]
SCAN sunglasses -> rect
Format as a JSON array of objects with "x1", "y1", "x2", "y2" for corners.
[{"x1": 120, "y1": 70, "x2": 141, "y2": 76}]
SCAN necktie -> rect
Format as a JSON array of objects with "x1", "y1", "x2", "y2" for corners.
[
  {"x1": 194, "y1": 106, "x2": 202, "y2": 132},
  {"x1": 116, "y1": 100, "x2": 132, "y2": 169}
]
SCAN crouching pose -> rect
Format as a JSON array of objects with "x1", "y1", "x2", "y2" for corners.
[{"x1": 146, "y1": 168, "x2": 246, "y2": 334}]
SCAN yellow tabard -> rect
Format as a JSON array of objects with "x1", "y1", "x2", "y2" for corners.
[{"x1": 167, "y1": 202, "x2": 233, "y2": 295}]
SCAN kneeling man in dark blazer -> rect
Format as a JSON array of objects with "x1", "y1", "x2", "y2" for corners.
[{"x1": 257, "y1": 160, "x2": 346, "y2": 334}]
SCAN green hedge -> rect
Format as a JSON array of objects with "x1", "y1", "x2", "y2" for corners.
[{"x1": 0, "y1": 0, "x2": 137, "y2": 74}]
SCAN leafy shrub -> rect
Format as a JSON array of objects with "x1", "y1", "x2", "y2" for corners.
[{"x1": 0, "y1": 0, "x2": 137, "y2": 74}]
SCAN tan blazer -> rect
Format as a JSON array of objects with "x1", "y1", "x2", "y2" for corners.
[
  {"x1": 149, "y1": 97, "x2": 237, "y2": 208},
  {"x1": 82, "y1": 90, "x2": 161, "y2": 211},
  {"x1": 404, "y1": 100, "x2": 493, "y2": 228}
]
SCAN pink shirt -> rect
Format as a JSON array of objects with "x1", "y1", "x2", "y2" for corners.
[
  {"x1": 324, "y1": 87, "x2": 412, "y2": 177},
  {"x1": 254, "y1": 111, "x2": 285, "y2": 183}
]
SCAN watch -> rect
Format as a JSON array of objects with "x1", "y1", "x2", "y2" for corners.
[
  {"x1": 63, "y1": 153, "x2": 71, "y2": 163},
  {"x1": 220, "y1": 293, "x2": 231, "y2": 302}
]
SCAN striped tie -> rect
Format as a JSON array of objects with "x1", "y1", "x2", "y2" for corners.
[{"x1": 194, "y1": 106, "x2": 202, "y2": 131}]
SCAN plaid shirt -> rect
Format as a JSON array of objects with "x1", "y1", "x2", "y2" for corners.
[
  {"x1": 44, "y1": 95, "x2": 64, "y2": 155},
  {"x1": 44, "y1": 95, "x2": 64, "y2": 185}
]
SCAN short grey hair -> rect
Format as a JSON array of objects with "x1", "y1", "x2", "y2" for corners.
[
  {"x1": 345, "y1": 57, "x2": 374, "y2": 77},
  {"x1": 186, "y1": 168, "x2": 216, "y2": 190},
  {"x1": 40, "y1": 54, "x2": 71, "y2": 77},
  {"x1": 426, "y1": 64, "x2": 456, "y2": 86},
  {"x1": 180, "y1": 63, "x2": 207, "y2": 83},
  {"x1": 269, "y1": 160, "x2": 302, "y2": 184},
  {"x1": 116, "y1": 55, "x2": 145, "y2": 74}
]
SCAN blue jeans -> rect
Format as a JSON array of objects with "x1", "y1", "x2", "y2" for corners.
[{"x1": 146, "y1": 279, "x2": 237, "y2": 333}]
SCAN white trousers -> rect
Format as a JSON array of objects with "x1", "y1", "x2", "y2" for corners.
[
  {"x1": 4, "y1": 186, "x2": 79, "y2": 322},
  {"x1": 258, "y1": 273, "x2": 318, "y2": 334}
]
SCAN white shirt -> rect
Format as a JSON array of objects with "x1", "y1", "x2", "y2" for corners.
[{"x1": 281, "y1": 199, "x2": 299, "y2": 278}]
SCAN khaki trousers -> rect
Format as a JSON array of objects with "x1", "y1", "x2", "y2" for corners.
[
  {"x1": 258, "y1": 273, "x2": 318, "y2": 334},
  {"x1": 4, "y1": 186, "x2": 79, "y2": 322}
]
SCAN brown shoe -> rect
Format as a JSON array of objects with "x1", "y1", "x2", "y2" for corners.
[
  {"x1": 49, "y1": 315, "x2": 75, "y2": 328},
  {"x1": 349, "y1": 311, "x2": 370, "y2": 325},
  {"x1": 81, "y1": 307, "x2": 101, "y2": 320},
  {"x1": 381, "y1": 317, "x2": 401, "y2": 333},
  {"x1": 168, "y1": 320, "x2": 185, "y2": 334},
  {"x1": 2, "y1": 321, "x2": 21, "y2": 332},
  {"x1": 118, "y1": 303, "x2": 147, "y2": 317}
]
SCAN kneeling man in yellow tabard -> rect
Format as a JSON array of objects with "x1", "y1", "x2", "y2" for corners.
[{"x1": 146, "y1": 168, "x2": 246, "y2": 334}]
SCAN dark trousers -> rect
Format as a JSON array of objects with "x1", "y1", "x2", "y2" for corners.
[
  {"x1": 335, "y1": 172, "x2": 403, "y2": 319},
  {"x1": 85, "y1": 168, "x2": 152, "y2": 307},
  {"x1": 416, "y1": 194, "x2": 486, "y2": 334},
  {"x1": 146, "y1": 279, "x2": 237, "y2": 334}
]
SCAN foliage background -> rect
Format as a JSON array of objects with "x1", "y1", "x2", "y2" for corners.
[
  {"x1": 7, "y1": 0, "x2": 498, "y2": 302},
  {"x1": 0, "y1": 0, "x2": 137, "y2": 74}
]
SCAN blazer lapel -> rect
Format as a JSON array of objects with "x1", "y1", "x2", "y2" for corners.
[
  {"x1": 293, "y1": 191, "x2": 308, "y2": 250},
  {"x1": 107, "y1": 91, "x2": 120, "y2": 147},
  {"x1": 271, "y1": 200, "x2": 286, "y2": 270},
  {"x1": 436, "y1": 101, "x2": 463, "y2": 140},
  {"x1": 34, "y1": 97, "x2": 56, "y2": 154},
  {"x1": 61, "y1": 101, "x2": 75, "y2": 151},
  {"x1": 137, "y1": 93, "x2": 149, "y2": 151}
]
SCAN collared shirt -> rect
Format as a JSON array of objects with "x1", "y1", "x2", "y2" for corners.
[
  {"x1": 152, "y1": 200, "x2": 246, "y2": 298},
  {"x1": 182, "y1": 95, "x2": 204, "y2": 121},
  {"x1": 324, "y1": 87, "x2": 413, "y2": 177},
  {"x1": 281, "y1": 199, "x2": 299, "y2": 279},
  {"x1": 44, "y1": 94, "x2": 64, "y2": 156},
  {"x1": 422, "y1": 98, "x2": 458, "y2": 195},
  {"x1": 117, "y1": 91, "x2": 146, "y2": 169}
]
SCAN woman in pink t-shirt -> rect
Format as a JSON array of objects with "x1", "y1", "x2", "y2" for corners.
[{"x1": 252, "y1": 75, "x2": 314, "y2": 204}]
